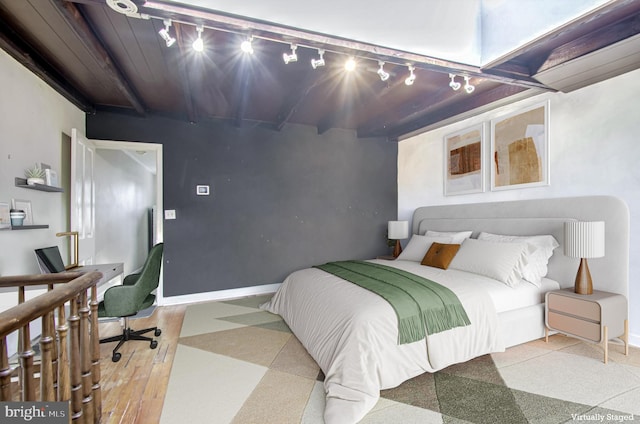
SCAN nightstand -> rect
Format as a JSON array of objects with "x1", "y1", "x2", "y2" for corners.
[{"x1": 545, "y1": 288, "x2": 629, "y2": 363}]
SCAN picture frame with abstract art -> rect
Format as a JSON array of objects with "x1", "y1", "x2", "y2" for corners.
[
  {"x1": 491, "y1": 101, "x2": 549, "y2": 191},
  {"x1": 444, "y1": 123, "x2": 484, "y2": 195}
]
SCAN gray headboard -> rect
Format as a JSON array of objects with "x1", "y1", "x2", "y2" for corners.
[{"x1": 411, "y1": 196, "x2": 629, "y2": 296}]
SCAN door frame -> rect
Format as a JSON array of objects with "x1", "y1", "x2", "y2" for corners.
[{"x1": 89, "y1": 140, "x2": 165, "y2": 300}]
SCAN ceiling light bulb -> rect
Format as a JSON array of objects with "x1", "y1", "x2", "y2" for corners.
[
  {"x1": 241, "y1": 37, "x2": 253, "y2": 54},
  {"x1": 283, "y1": 44, "x2": 298, "y2": 64},
  {"x1": 311, "y1": 49, "x2": 325, "y2": 69},
  {"x1": 345, "y1": 57, "x2": 356, "y2": 72},
  {"x1": 449, "y1": 73, "x2": 461, "y2": 91},
  {"x1": 405, "y1": 65, "x2": 416, "y2": 85},
  {"x1": 192, "y1": 25, "x2": 204, "y2": 52},
  {"x1": 377, "y1": 61, "x2": 390, "y2": 81},
  {"x1": 464, "y1": 76, "x2": 475, "y2": 93}
]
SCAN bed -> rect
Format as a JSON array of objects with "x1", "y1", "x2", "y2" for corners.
[{"x1": 260, "y1": 196, "x2": 629, "y2": 424}]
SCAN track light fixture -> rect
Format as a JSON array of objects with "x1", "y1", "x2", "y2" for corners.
[
  {"x1": 283, "y1": 44, "x2": 298, "y2": 64},
  {"x1": 449, "y1": 73, "x2": 461, "y2": 91},
  {"x1": 345, "y1": 56, "x2": 356, "y2": 72},
  {"x1": 405, "y1": 65, "x2": 416, "y2": 85},
  {"x1": 464, "y1": 76, "x2": 475, "y2": 93},
  {"x1": 192, "y1": 25, "x2": 204, "y2": 52},
  {"x1": 377, "y1": 61, "x2": 390, "y2": 81},
  {"x1": 158, "y1": 19, "x2": 176, "y2": 47},
  {"x1": 311, "y1": 49, "x2": 325, "y2": 69},
  {"x1": 240, "y1": 36, "x2": 254, "y2": 54}
]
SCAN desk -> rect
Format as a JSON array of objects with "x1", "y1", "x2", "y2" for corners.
[{"x1": 70, "y1": 263, "x2": 124, "y2": 301}]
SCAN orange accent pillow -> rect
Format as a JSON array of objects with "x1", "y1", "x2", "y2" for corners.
[{"x1": 421, "y1": 242, "x2": 461, "y2": 269}]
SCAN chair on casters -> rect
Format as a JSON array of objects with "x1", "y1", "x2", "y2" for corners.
[{"x1": 98, "y1": 243, "x2": 164, "y2": 362}]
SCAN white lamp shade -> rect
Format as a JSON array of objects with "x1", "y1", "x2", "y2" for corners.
[
  {"x1": 564, "y1": 221, "x2": 605, "y2": 258},
  {"x1": 388, "y1": 220, "x2": 409, "y2": 240}
]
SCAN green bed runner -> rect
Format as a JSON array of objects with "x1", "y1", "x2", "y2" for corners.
[{"x1": 314, "y1": 260, "x2": 470, "y2": 344}]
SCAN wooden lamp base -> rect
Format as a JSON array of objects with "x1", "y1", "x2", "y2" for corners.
[
  {"x1": 574, "y1": 258, "x2": 593, "y2": 295},
  {"x1": 392, "y1": 240, "x2": 403, "y2": 258}
]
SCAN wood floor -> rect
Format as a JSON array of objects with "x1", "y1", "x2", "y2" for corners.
[{"x1": 98, "y1": 305, "x2": 186, "y2": 424}]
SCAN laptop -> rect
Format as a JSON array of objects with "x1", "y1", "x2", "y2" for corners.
[{"x1": 34, "y1": 246, "x2": 68, "y2": 273}]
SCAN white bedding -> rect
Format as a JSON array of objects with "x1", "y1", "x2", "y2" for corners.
[{"x1": 260, "y1": 259, "x2": 516, "y2": 424}]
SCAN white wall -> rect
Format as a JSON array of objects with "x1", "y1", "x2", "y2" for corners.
[
  {"x1": 398, "y1": 68, "x2": 640, "y2": 346},
  {"x1": 94, "y1": 149, "x2": 156, "y2": 274}
]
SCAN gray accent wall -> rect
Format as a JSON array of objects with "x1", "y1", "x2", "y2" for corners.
[{"x1": 87, "y1": 113, "x2": 397, "y2": 297}]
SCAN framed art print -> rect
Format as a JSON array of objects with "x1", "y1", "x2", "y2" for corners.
[
  {"x1": 444, "y1": 123, "x2": 484, "y2": 195},
  {"x1": 12, "y1": 199, "x2": 33, "y2": 225},
  {"x1": 0, "y1": 202, "x2": 9, "y2": 229},
  {"x1": 491, "y1": 101, "x2": 549, "y2": 191}
]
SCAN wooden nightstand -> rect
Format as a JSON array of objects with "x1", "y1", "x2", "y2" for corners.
[{"x1": 545, "y1": 288, "x2": 629, "y2": 363}]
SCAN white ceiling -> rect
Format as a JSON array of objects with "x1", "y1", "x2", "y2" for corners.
[{"x1": 168, "y1": 0, "x2": 608, "y2": 66}]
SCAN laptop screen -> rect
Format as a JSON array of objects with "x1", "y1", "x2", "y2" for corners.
[{"x1": 34, "y1": 246, "x2": 67, "y2": 273}]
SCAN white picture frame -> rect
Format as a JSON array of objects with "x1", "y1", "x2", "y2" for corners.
[
  {"x1": 45, "y1": 168, "x2": 59, "y2": 187},
  {"x1": 443, "y1": 123, "x2": 485, "y2": 196},
  {"x1": 490, "y1": 101, "x2": 550, "y2": 191},
  {"x1": 12, "y1": 199, "x2": 33, "y2": 225}
]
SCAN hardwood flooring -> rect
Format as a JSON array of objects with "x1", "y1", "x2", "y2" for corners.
[{"x1": 98, "y1": 305, "x2": 186, "y2": 424}]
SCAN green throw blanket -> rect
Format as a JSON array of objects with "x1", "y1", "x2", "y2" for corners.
[{"x1": 314, "y1": 260, "x2": 470, "y2": 344}]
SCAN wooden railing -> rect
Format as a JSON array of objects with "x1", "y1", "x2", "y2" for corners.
[{"x1": 0, "y1": 271, "x2": 103, "y2": 423}]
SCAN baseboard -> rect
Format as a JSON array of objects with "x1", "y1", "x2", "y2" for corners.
[
  {"x1": 629, "y1": 332, "x2": 640, "y2": 348},
  {"x1": 158, "y1": 283, "x2": 281, "y2": 306}
]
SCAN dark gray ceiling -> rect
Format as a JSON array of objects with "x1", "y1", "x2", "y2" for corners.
[{"x1": 1, "y1": 0, "x2": 639, "y2": 140}]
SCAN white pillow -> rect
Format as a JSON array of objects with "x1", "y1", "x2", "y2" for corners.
[
  {"x1": 397, "y1": 234, "x2": 453, "y2": 262},
  {"x1": 449, "y1": 238, "x2": 530, "y2": 287},
  {"x1": 425, "y1": 230, "x2": 473, "y2": 244},
  {"x1": 477, "y1": 232, "x2": 559, "y2": 287}
]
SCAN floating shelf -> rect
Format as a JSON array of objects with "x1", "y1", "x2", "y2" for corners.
[
  {"x1": 10, "y1": 225, "x2": 49, "y2": 230},
  {"x1": 14, "y1": 177, "x2": 64, "y2": 193}
]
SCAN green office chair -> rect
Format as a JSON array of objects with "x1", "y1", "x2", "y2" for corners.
[{"x1": 98, "y1": 243, "x2": 164, "y2": 362}]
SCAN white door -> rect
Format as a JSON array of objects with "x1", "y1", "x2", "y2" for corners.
[{"x1": 70, "y1": 128, "x2": 96, "y2": 265}]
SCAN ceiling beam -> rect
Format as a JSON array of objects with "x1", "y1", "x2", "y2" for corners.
[
  {"x1": 0, "y1": 12, "x2": 94, "y2": 113},
  {"x1": 535, "y1": 11, "x2": 640, "y2": 74},
  {"x1": 124, "y1": 0, "x2": 551, "y2": 91},
  {"x1": 359, "y1": 84, "x2": 528, "y2": 140},
  {"x1": 53, "y1": 0, "x2": 146, "y2": 114}
]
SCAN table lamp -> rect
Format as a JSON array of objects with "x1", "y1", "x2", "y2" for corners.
[
  {"x1": 564, "y1": 221, "x2": 605, "y2": 295},
  {"x1": 388, "y1": 220, "x2": 409, "y2": 258}
]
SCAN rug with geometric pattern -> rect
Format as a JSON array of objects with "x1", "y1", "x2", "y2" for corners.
[{"x1": 160, "y1": 295, "x2": 640, "y2": 424}]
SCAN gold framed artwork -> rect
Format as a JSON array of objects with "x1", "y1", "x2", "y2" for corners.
[
  {"x1": 491, "y1": 101, "x2": 549, "y2": 191},
  {"x1": 444, "y1": 123, "x2": 484, "y2": 196}
]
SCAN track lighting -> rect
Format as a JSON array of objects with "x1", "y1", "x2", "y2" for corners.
[
  {"x1": 283, "y1": 44, "x2": 298, "y2": 64},
  {"x1": 311, "y1": 49, "x2": 325, "y2": 69},
  {"x1": 192, "y1": 25, "x2": 204, "y2": 52},
  {"x1": 464, "y1": 76, "x2": 475, "y2": 93},
  {"x1": 345, "y1": 56, "x2": 356, "y2": 72},
  {"x1": 240, "y1": 36, "x2": 254, "y2": 54},
  {"x1": 449, "y1": 73, "x2": 461, "y2": 91},
  {"x1": 158, "y1": 19, "x2": 176, "y2": 47},
  {"x1": 405, "y1": 65, "x2": 416, "y2": 85},
  {"x1": 377, "y1": 61, "x2": 390, "y2": 81}
]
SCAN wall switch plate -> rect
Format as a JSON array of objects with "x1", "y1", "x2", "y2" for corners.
[{"x1": 164, "y1": 209, "x2": 176, "y2": 220}]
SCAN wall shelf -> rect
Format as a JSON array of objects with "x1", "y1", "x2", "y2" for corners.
[
  {"x1": 10, "y1": 225, "x2": 49, "y2": 230},
  {"x1": 14, "y1": 177, "x2": 63, "y2": 193}
]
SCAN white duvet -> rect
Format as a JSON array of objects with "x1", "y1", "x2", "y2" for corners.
[{"x1": 260, "y1": 259, "x2": 505, "y2": 424}]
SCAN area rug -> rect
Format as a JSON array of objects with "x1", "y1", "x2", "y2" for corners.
[{"x1": 161, "y1": 295, "x2": 640, "y2": 423}]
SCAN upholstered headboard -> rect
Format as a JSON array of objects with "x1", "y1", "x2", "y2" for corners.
[{"x1": 411, "y1": 196, "x2": 629, "y2": 296}]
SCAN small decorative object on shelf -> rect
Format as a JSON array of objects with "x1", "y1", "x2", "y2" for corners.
[{"x1": 25, "y1": 164, "x2": 46, "y2": 186}]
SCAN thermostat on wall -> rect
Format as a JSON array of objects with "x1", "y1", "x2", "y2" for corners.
[{"x1": 196, "y1": 185, "x2": 210, "y2": 196}]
